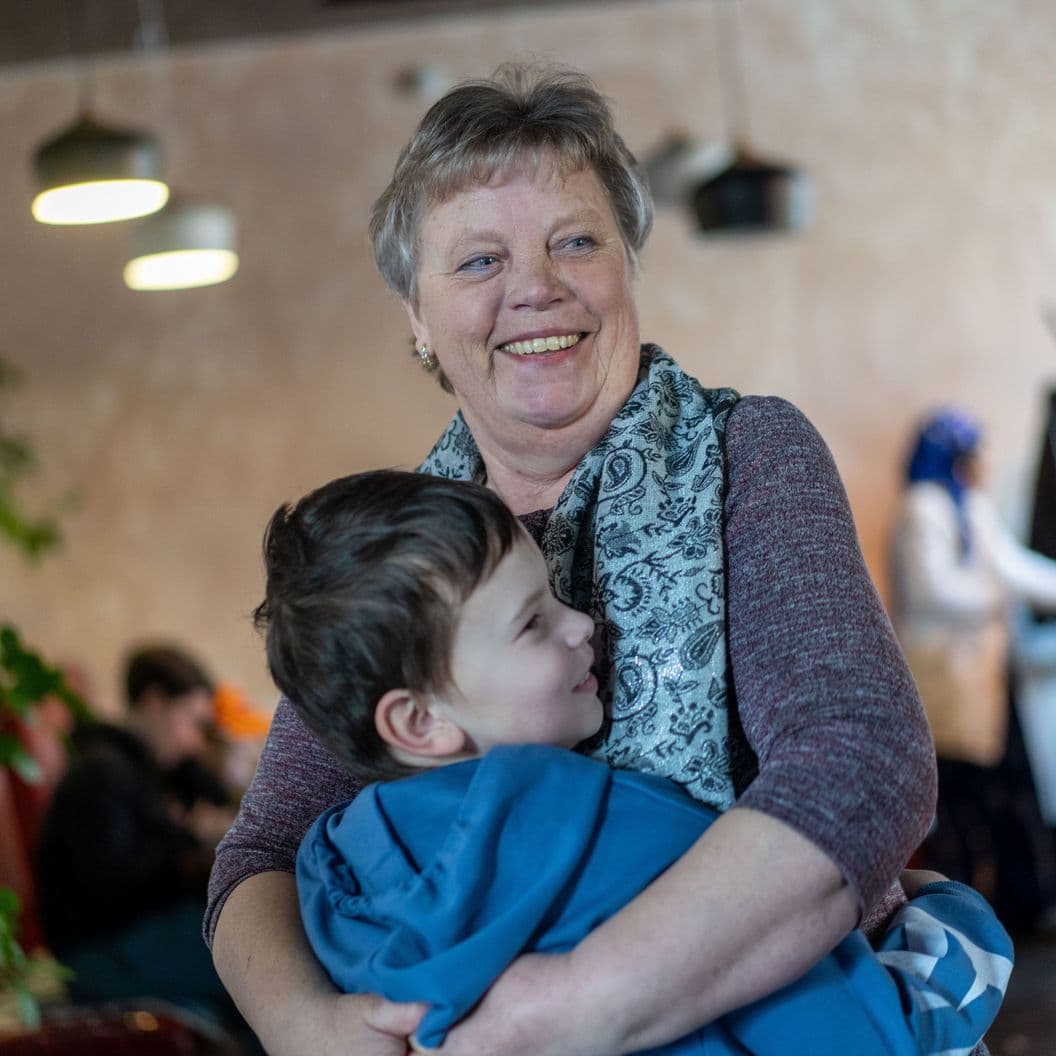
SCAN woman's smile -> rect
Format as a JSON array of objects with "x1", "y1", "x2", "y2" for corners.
[{"x1": 496, "y1": 332, "x2": 584, "y2": 356}]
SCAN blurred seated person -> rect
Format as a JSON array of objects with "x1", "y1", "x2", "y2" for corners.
[{"x1": 34, "y1": 645, "x2": 253, "y2": 1046}]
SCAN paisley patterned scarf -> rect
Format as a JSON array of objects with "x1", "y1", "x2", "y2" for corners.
[{"x1": 419, "y1": 345, "x2": 750, "y2": 809}]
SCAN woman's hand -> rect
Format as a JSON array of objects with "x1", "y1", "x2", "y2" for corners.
[
  {"x1": 340, "y1": 993, "x2": 428, "y2": 1056},
  {"x1": 900, "y1": 868, "x2": 949, "y2": 897},
  {"x1": 212, "y1": 872, "x2": 425, "y2": 1056},
  {"x1": 429, "y1": 953, "x2": 611, "y2": 1056}
]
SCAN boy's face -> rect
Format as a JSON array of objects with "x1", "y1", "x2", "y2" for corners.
[{"x1": 439, "y1": 532, "x2": 603, "y2": 752}]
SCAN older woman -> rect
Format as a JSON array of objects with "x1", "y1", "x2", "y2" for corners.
[{"x1": 207, "y1": 66, "x2": 935, "y2": 1056}]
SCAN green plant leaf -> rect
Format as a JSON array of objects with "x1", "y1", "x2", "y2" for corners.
[
  {"x1": 0, "y1": 732, "x2": 26, "y2": 765},
  {"x1": 0, "y1": 626, "x2": 92, "y2": 727},
  {"x1": 0, "y1": 886, "x2": 19, "y2": 918},
  {"x1": 9, "y1": 750, "x2": 41, "y2": 784},
  {"x1": 0, "y1": 735, "x2": 40, "y2": 783},
  {"x1": 0, "y1": 354, "x2": 66, "y2": 560},
  {"x1": 13, "y1": 983, "x2": 41, "y2": 1030}
]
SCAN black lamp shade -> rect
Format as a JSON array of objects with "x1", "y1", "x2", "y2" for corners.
[
  {"x1": 693, "y1": 149, "x2": 812, "y2": 233},
  {"x1": 34, "y1": 113, "x2": 162, "y2": 188}
]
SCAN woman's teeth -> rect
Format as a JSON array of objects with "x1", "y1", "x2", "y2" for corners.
[{"x1": 498, "y1": 333, "x2": 582, "y2": 356}]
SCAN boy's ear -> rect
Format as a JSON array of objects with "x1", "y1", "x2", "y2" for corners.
[{"x1": 374, "y1": 688, "x2": 466, "y2": 761}]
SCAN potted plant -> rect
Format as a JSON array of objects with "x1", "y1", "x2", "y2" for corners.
[{"x1": 0, "y1": 356, "x2": 89, "y2": 1029}]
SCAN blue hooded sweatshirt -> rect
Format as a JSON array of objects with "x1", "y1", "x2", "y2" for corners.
[{"x1": 298, "y1": 744, "x2": 1011, "y2": 1054}]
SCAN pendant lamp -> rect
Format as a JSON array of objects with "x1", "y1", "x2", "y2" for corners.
[
  {"x1": 123, "y1": 201, "x2": 239, "y2": 291},
  {"x1": 693, "y1": 0, "x2": 812, "y2": 234},
  {"x1": 641, "y1": 133, "x2": 733, "y2": 210},
  {"x1": 31, "y1": 112, "x2": 170, "y2": 226},
  {"x1": 692, "y1": 148, "x2": 812, "y2": 233},
  {"x1": 31, "y1": 0, "x2": 170, "y2": 225}
]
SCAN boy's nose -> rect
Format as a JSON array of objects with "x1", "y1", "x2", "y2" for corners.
[{"x1": 564, "y1": 605, "x2": 595, "y2": 646}]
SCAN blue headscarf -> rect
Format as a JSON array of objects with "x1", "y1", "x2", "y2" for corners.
[{"x1": 905, "y1": 408, "x2": 982, "y2": 556}]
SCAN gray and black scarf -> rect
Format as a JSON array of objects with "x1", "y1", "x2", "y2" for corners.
[{"x1": 420, "y1": 345, "x2": 751, "y2": 809}]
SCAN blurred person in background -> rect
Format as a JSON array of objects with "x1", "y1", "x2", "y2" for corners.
[
  {"x1": 35, "y1": 644, "x2": 258, "y2": 1050},
  {"x1": 890, "y1": 408, "x2": 1056, "y2": 932}
]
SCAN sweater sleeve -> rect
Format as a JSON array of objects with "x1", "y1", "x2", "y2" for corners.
[
  {"x1": 203, "y1": 696, "x2": 360, "y2": 946},
  {"x1": 725, "y1": 396, "x2": 937, "y2": 915}
]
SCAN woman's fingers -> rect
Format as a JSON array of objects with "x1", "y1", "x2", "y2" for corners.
[
  {"x1": 360, "y1": 995, "x2": 429, "y2": 1041},
  {"x1": 900, "y1": 868, "x2": 949, "y2": 898},
  {"x1": 438, "y1": 953, "x2": 605, "y2": 1056},
  {"x1": 409, "y1": 1037, "x2": 442, "y2": 1055}
]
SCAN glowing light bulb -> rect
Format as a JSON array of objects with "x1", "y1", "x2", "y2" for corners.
[
  {"x1": 32, "y1": 178, "x2": 169, "y2": 225},
  {"x1": 123, "y1": 247, "x2": 239, "y2": 291}
]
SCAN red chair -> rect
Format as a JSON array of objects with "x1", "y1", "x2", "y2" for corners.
[{"x1": 0, "y1": 1001, "x2": 241, "y2": 1055}]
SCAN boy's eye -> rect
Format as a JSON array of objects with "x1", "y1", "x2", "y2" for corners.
[{"x1": 522, "y1": 613, "x2": 540, "y2": 634}]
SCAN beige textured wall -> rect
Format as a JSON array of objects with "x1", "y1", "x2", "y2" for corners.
[{"x1": 3, "y1": 0, "x2": 1056, "y2": 715}]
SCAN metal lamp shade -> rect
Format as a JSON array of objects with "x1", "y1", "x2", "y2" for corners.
[
  {"x1": 31, "y1": 114, "x2": 169, "y2": 225},
  {"x1": 692, "y1": 147, "x2": 812, "y2": 234},
  {"x1": 123, "y1": 203, "x2": 239, "y2": 291},
  {"x1": 641, "y1": 133, "x2": 734, "y2": 208}
]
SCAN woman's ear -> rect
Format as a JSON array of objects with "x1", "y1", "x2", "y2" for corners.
[
  {"x1": 374, "y1": 688, "x2": 467, "y2": 762},
  {"x1": 402, "y1": 298, "x2": 430, "y2": 352}
]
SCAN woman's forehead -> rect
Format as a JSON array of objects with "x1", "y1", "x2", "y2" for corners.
[{"x1": 424, "y1": 147, "x2": 593, "y2": 209}]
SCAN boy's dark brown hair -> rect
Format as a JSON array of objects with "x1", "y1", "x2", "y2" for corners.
[{"x1": 253, "y1": 470, "x2": 520, "y2": 782}]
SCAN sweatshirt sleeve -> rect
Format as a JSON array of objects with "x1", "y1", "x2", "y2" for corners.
[
  {"x1": 725, "y1": 396, "x2": 937, "y2": 915},
  {"x1": 203, "y1": 696, "x2": 360, "y2": 946}
]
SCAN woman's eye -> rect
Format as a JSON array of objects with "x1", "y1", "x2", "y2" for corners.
[
  {"x1": 458, "y1": 255, "x2": 499, "y2": 271},
  {"x1": 523, "y1": 613, "x2": 540, "y2": 633},
  {"x1": 565, "y1": 235, "x2": 596, "y2": 250}
]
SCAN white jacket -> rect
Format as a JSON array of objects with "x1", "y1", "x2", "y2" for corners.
[{"x1": 891, "y1": 481, "x2": 1056, "y2": 765}]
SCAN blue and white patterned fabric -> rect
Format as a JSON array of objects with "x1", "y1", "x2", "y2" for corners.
[
  {"x1": 297, "y1": 746, "x2": 1012, "y2": 1054},
  {"x1": 872, "y1": 893, "x2": 1013, "y2": 1056},
  {"x1": 420, "y1": 346, "x2": 750, "y2": 809}
]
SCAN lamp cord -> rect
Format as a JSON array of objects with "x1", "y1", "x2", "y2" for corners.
[
  {"x1": 59, "y1": 0, "x2": 95, "y2": 115},
  {"x1": 713, "y1": 0, "x2": 752, "y2": 148}
]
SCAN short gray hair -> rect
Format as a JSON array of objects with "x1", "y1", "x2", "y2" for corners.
[{"x1": 369, "y1": 63, "x2": 654, "y2": 303}]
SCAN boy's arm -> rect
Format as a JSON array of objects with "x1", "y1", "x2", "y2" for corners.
[{"x1": 871, "y1": 876, "x2": 1013, "y2": 1054}]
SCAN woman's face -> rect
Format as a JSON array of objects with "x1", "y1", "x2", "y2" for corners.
[
  {"x1": 955, "y1": 448, "x2": 986, "y2": 489},
  {"x1": 405, "y1": 156, "x2": 641, "y2": 450}
]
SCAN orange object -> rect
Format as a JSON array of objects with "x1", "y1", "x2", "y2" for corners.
[{"x1": 212, "y1": 683, "x2": 270, "y2": 740}]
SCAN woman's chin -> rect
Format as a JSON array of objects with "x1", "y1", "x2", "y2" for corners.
[{"x1": 504, "y1": 392, "x2": 595, "y2": 433}]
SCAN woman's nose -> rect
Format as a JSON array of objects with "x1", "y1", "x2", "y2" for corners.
[{"x1": 507, "y1": 252, "x2": 566, "y2": 310}]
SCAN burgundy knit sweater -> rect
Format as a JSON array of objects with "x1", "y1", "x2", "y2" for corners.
[{"x1": 205, "y1": 395, "x2": 936, "y2": 944}]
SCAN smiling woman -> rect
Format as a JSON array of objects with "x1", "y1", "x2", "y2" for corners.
[
  {"x1": 405, "y1": 162, "x2": 641, "y2": 478},
  {"x1": 205, "y1": 64, "x2": 947, "y2": 1056}
]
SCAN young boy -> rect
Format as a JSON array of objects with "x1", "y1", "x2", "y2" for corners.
[{"x1": 255, "y1": 470, "x2": 1012, "y2": 1056}]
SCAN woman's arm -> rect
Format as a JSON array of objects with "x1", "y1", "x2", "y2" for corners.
[
  {"x1": 205, "y1": 698, "x2": 357, "y2": 942},
  {"x1": 208, "y1": 700, "x2": 425, "y2": 1052},
  {"x1": 973, "y1": 490, "x2": 1056, "y2": 608},
  {"x1": 213, "y1": 872, "x2": 425, "y2": 1056},
  {"x1": 435, "y1": 396, "x2": 936, "y2": 1056},
  {"x1": 725, "y1": 397, "x2": 936, "y2": 912},
  {"x1": 433, "y1": 810, "x2": 855, "y2": 1056}
]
